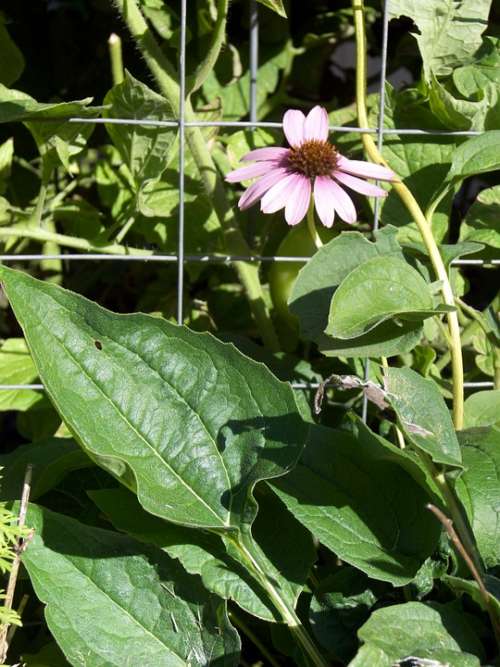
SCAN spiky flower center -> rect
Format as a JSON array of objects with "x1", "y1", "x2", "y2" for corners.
[{"x1": 288, "y1": 140, "x2": 338, "y2": 178}]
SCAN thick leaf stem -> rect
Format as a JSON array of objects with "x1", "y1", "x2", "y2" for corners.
[
  {"x1": 232, "y1": 536, "x2": 328, "y2": 667},
  {"x1": 352, "y1": 0, "x2": 464, "y2": 429},
  {"x1": 111, "y1": 0, "x2": 280, "y2": 351}
]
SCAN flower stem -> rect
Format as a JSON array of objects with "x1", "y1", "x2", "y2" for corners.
[
  {"x1": 351, "y1": 0, "x2": 464, "y2": 429},
  {"x1": 306, "y1": 199, "x2": 323, "y2": 249},
  {"x1": 110, "y1": 0, "x2": 280, "y2": 351}
]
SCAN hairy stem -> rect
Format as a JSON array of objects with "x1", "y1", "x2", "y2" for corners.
[
  {"x1": 352, "y1": 0, "x2": 464, "y2": 429},
  {"x1": 111, "y1": 0, "x2": 279, "y2": 350}
]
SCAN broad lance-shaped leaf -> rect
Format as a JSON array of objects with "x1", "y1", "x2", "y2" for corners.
[
  {"x1": 271, "y1": 417, "x2": 441, "y2": 586},
  {"x1": 0, "y1": 265, "x2": 307, "y2": 533},
  {"x1": 384, "y1": 367, "x2": 462, "y2": 468},
  {"x1": 455, "y1": 427, "x2": 500, "y2": 568},
  {"x1": 90, "y1": 486, "x2": 315, "y2": 622},
  {"x1": 22, "y1": 504, "x2": 240, "y2": 667},
  {"x1": 328, "y1": 256, "x2": 451, "y2": 340},
  {"x1": 350, "y1": 601, "x2": 483, "y2": 667},
  {"x1": 388, "y1": 0, "x2": 492, "y2": 79},
  {"x1": 289, "y1": 228, "x2": 403, "y2": 341},
  {"x1": 289, "y1": 228, "x2": 423, "y2": 358}
]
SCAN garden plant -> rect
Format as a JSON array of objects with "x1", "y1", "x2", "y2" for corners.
[{"x1": 0, "y1": 0, "x2": 499, "y2": 665}]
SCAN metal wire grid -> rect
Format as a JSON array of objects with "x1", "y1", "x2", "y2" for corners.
[{"x1": 0, "y1": 0, "x2": 497, "y2": 396}]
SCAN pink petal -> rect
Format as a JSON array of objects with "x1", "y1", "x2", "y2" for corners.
[
  {"x1": 238, "y1": 167, "x2": 290, "y2": 210},
  {"x1": 283, "y1": 109, "x2": 305, "y2": 147},
  {"x1": 260, "y1": 173, "x2": 300, "y2": 214},
  {"x1": 337, "y1": 155, "x2": 395, "y2": 181},
  {"x1": 334, "y1": 171, "x2": 388, "y2": 197},
  {"x1": 304, "y1": 106, "x2": 329, "y2": 142},
  {"x1": 313, "y1": 176, "x2": 336, "y2": 228},
  {"x1": 241, "y1": 147, "x2": 290, "y2": 162},
  {"x1": 226, "y1": 161, "x2": 275, "y2": 183},
  {"x1": 285, "y1": 175, "x2": 311, "y2": 226},
  {"x1": 328, "y1": 180, "x2": 357, "y2": 224}
]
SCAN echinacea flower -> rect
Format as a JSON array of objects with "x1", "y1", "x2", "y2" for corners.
[{"x1": 226, "y1": 106, "x2": 395, "y2": 227}]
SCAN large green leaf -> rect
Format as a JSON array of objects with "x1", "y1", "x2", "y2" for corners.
[
  {"x1": 89, "y1": 486, "x2": 315, "y2": 622},
  {"x1": 289, "y1": 229, "x2": 402, "y2": 341},
  {"x1": 271, "y1": 418, "x2": 441, "y2": 585},
  {"x1": 289, "y1": 228, "x2": 422, "y2": 357},
  {"x1": 388, "y1": 0, "x2": 492, "y2": 79},
  {"x1": 0, "y1": 265, "x2": 307, "y2": 533},
  {"x1": 384, "y1": 367, "x2": 462, "y2": 467},
  {"x1": 103, "y1": 71, "x2": 176, "y2": 202},
  {"x1": 456, "y1": 427, "x2": 500, "y2": 568},
  {"x1": 22, "y1": 504, "x2": 240, "y2": 667},
  {"x1": 327, "y1": 256, "x2": 447, "y2": 340},
  {"x1": 350, "y1": 602, "x2": 483, "y2": 667}
]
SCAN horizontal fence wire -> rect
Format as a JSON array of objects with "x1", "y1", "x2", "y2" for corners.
[
  {"x1": 0, "y1": 0, "x2": 497, "y2": 396},
  {"x1": 0, "y1": 381, "x2": 494, "y2": 391},
  {"x1": 0, "y1": 255, "x2": 497, "y2": 265},
  {"x1": 33, "y1": 116, "x2": 485, "y2": 136}
]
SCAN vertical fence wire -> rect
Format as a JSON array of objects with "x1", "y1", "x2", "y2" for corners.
[
  {"x1": 176, "y1": 0, "x2": 187, "y2": 325},
  {"x1": 362, "y1": 0, "x2": 390, "y2": 421},
  {"x1": 249, "y1": 0, "x2": 259, "y2": 126}
]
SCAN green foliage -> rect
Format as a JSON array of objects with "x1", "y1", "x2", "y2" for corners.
[{"x1": 0, "y1": 1, "x2": 499, "y2": 665}]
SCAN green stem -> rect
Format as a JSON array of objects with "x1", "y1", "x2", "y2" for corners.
[
  {"x1": 32, "y1": 181, "x2": 48, "y2": 227},
  {"x1": 108, "y1": 33, "x2": 124, "y2": 85},
  {"x1": 111, "y1": 0, "x2": 279, "y2": 351},
  {"x1": 0, "y1": 225, "x2": 151, "y2": 256},
  {"x1": 352, "y1": 0, "x2": 464, "y2": 430},
  {"x1": 306, "y1": 199, "x2": 323, "y2": 249},
  {"x1": 115, "y1": 216, "x2": 136, "y2": 244},
  {"x1": 230, "y1": 536, "x2": 328, "y2": 667}
]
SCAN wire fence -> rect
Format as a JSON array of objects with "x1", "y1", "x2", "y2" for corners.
[{"x1": 1, "y1": 0, "x2": 498, "y2": 403}]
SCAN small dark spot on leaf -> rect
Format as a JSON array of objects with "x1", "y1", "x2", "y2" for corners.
[{"x1": 94, "y1": 340, "x2": 103, "y2": 350}]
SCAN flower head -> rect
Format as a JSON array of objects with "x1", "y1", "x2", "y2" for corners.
[{"x1": 226, "y1": 106, "x2": 395, "y2": 227}]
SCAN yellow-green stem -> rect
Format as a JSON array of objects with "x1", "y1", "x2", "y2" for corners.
[
  {"x1": 111, "y1": 0, "x2": 279, "y2": 351},
  {"x1": 352, "y1": 0, "x2": 464, "y2": 429},
  {"x1": 306, "y1": 199, "x2": 323, "y2": 249}
]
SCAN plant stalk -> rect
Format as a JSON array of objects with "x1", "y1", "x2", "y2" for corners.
[
  {"x1": 351, "y1": 0, "x2": 464, "y2": 429},
  {"x1": 111, "y1": 0, "x2": 279, "y2": 351},
  {"x1": 231, "y1": 536, "x2": 329, "y2": 667}
]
